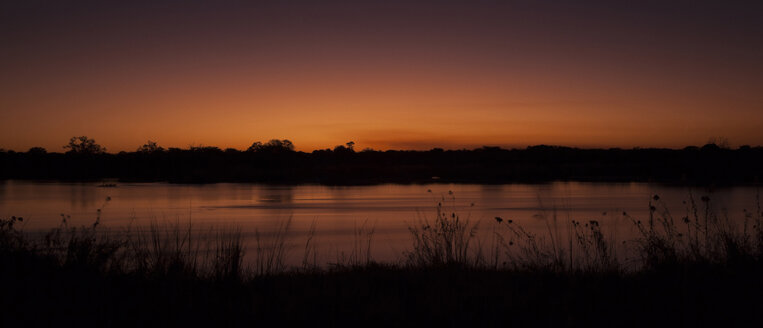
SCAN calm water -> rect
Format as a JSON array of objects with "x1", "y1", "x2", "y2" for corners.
[{"x1": 1, "y1": 180, "x2": 759, "y2": 264}]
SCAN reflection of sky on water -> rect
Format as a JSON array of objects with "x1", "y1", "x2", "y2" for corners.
[{"x1": 0, "y1": 181, "x2": 759, "y2": 264}]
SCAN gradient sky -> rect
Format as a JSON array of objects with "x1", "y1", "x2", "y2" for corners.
[{"x1": 1, "y1": 0, "x2": 762, "y2": 152}]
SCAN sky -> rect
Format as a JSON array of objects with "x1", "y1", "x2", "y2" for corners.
[{"x1": 1, "y1": 0, "x2": 762, "y2": 152}]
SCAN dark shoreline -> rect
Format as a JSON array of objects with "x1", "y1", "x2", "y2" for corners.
[{"x1": 2, "y1": 144, "x2": 762, "y2": 186}]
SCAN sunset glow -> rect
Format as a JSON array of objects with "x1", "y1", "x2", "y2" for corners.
[{"x1": 2, "y1": 1, "x2": 762, "y2": 152}]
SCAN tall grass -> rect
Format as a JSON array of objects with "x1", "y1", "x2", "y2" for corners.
[
  {"x1": 125, "y1": 219, "x2": 203, "y2": 277},
  {"x1": 626, "y1": 193, "x2": 763, "y2": 269},
  {"x1": 494, "y1": 213, "x2": 565, "y2": 272},
  {"x1": 403, "y1": 192, "x2": 763, "y2": 273},
  {"x1": 301, "y1": 219, "x2": 319, "y2": 271},
  {"x1": 41, "y1": 214, "x2": 124, "y2": 272},
  {"x1": 405, "y1": 197, "x2": 479, "y2": 267},
  {"x1": 0, "y1": 216, "x2": 29, "y2": 255},
  {"x1": 212, "y1": 227, "x2": 244, "y2": 280},
  {"x1": 253, "y1": 217, "x2": 291, "y2": 276},
  {"x1": 1, "y1": 215, "x2": 248, "y2": 281},
  {"x1": 332, "y1": 219, "x2": 376, "y2": 268}
]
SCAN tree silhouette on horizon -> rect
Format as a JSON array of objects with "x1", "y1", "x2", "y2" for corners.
[
  {"x1": 63, "y1": 136, "x2": 106, "y2": 154},
  {"x1": 247, "y1": 139, "x2": 295, "y2": 153}
]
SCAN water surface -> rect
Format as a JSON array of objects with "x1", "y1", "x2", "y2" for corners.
[{"x1": 1, "y1": 180, "x2": 758, "y2": 264}]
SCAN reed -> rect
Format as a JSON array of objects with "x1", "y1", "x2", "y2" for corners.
[
  {"x1": 405, "y1": 196, "x2": 480, "y2": 267},
  {"x1": 332, "y1": 219, "x2": 376, "y2": 268},
  {"x1": 253, "y1": 217, "x2": 292, "y2": 276}
]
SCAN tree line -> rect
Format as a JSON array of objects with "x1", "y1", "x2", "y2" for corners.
[{"x1": 1, "y1": 136, "x2": 761, "y2": 184}]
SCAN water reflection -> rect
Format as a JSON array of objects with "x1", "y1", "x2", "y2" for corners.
[
  {"x1": 69, "y1": 183, "x2": 98, "y2": 210},
  {"x1": 258, "y1": 186, "x2": 294, "y2": 204},
  {"x1": 0, "y1": 180, "x2": 6, "y2": 202}
]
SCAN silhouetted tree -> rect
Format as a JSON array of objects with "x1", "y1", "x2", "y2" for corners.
[
  {"x1": 64, "y1": 136, "x2": 106, "y2": 154},
  {"x1": 247, "y1": 139, "x2": 294, "y2": 153},
  {"x1": 190, "y1": 145, "x2": 222, "y2": 153},
  {"x1": 136, "y1": 140, "x2": 164, "y2": 153},
  {"x1": 701, "y1": 143, "x2": 721, "y2": 152},
  {"x1": 332, "y1": 141, "x2": 356, "y2": 154},
  {"x1": 27, "y1": 147, "x2": 47, "y2": 154},
  {"x1": 707, "y1": 137, "x2": 730, "y2": 149},
  {"x1": 247, "y1": 142, "x2": 262, "y2": 152}
]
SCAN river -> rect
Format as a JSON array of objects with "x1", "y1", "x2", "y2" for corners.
[{"x1": 1, "y1": 180, "x2": 759, "y2": 266}]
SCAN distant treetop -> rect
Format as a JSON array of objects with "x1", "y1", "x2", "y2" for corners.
[
  {"x1": 64, "y1": 136, "x2": 105, "y2": 154},
  {"x1": 136, "y1": 140, "x2": 164, "y2": 153},
  {"x1": 247, "y1": 139, "x2": 295, "y2": 153},
  {"x1": 27, "y1": 147, "x2": 47, "y2": 155}
]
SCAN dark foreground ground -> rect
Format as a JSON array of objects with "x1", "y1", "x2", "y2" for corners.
[{"x1": 2, "y1": 260, "x2": 762, "y2": 327}]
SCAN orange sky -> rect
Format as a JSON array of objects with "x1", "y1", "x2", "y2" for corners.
[{"x1": 1, "y1": 1, "x2": 762, "y2": 152}]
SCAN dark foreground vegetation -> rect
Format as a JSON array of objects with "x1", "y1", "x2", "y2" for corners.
[
  {"x1": 2, "y1": 196, "x2": 762, "y2": 327},
  {"x1": 2, "y1": 137, "x2": 762, "y2": 184}
]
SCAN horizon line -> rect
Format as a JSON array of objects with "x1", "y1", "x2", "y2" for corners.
[{"x1": 2, "y1": 142, "x2": 757, "y2": 154}]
